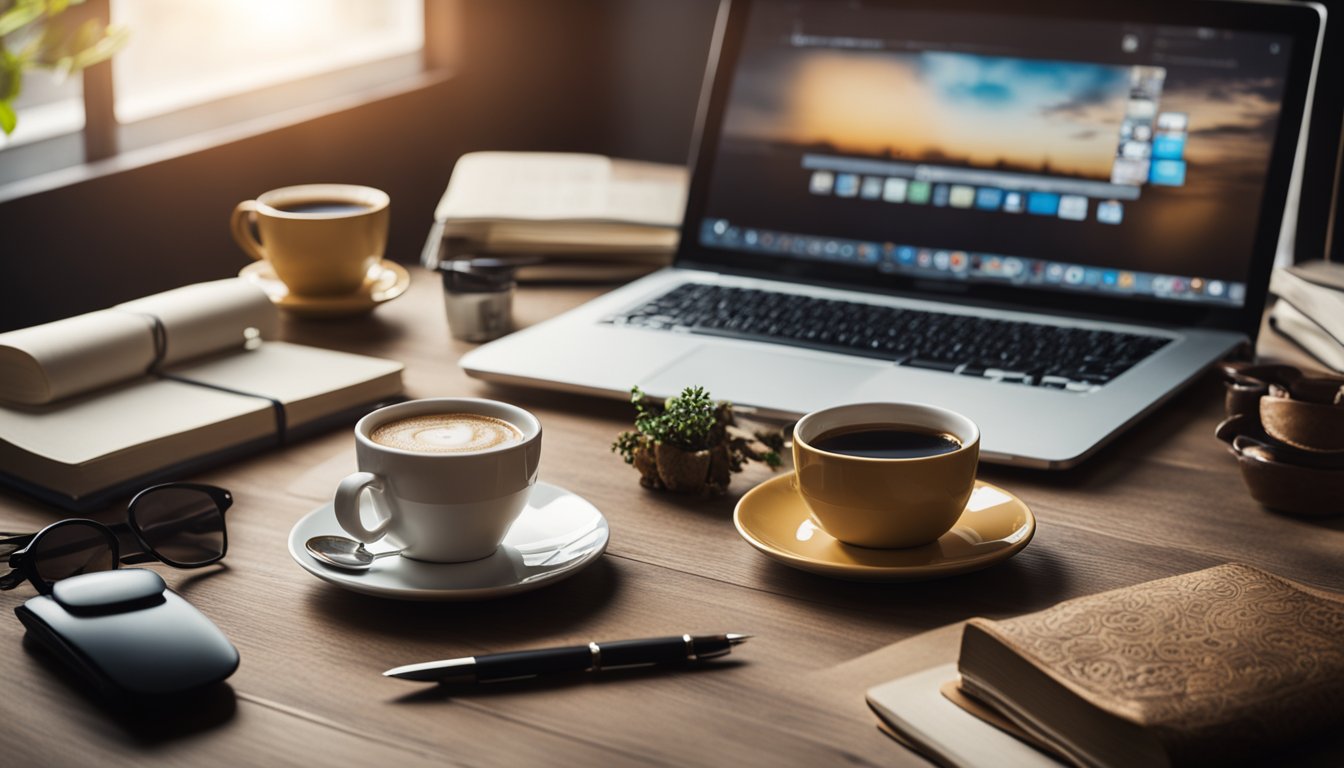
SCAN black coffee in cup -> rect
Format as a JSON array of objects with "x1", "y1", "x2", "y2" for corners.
[
  {"x1": 812, "y1": 424, "x2": 962, "y2": 459},
  {"x1": 273, "y1": 200, "x2": 373, "y2": 215}
]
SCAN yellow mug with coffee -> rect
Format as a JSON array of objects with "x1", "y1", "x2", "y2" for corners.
[
  {"x1": 792, "y1": 402, "x2": 980, "y2": 548},
  {"x1": 230, "y1": 183, "x2": 389, "y2": 297}
]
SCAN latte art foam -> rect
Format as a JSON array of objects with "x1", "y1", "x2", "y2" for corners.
[{"x1": 370, "y1": 413, "x2": 524, "y2": 453}]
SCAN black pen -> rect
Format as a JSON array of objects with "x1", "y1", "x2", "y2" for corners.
[{"x1": 383, "y1": 633, "x2": 751, "y2": 683}]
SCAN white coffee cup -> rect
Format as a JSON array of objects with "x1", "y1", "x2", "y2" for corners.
[{"x1": 334, "y1": 398, "x2": 542, "y2": 563}]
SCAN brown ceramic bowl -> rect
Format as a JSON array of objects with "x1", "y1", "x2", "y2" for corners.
[
  {"x1": 1224, "y1": 380, "x2": 1267, "y2": 420},
  {"x1": 1281, "y1": 377, "x2": 1344, "y2": 404},
  {"x1": 1221, "y1": 363, "x2": 1344, "y2": 449},
  {"x1": 1221, "y1": 362, "x2": 1344, "y2": 401},
  {"x1": 1221, "y1": 362, "x2": 1293, "y2": 420},
  {"x1": 1220, "y1": 362, "x2": 1303, "y2": 389},
  {"x1": 1260, "y1": 395, "x2": 1344, "y2": 452},
  {"x1": 1216, "y1": 415, "x2": 1344, "y2": 517}
]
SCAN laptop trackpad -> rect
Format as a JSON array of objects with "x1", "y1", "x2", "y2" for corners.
[{"x1": 640, "y1": 345, "x2": 882, "y2": 413}]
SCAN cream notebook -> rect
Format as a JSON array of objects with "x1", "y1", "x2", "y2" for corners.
[{"x1": 0, "y1": 280, "x2": 403, "y2": 510}]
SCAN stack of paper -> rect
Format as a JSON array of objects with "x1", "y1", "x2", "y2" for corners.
[
  {"x1": 1269, "y1": 260, "x2": 1344, "y2": 371},
  {"x1": 421, "y1": 152, "x2": 688, "y2": 281}
]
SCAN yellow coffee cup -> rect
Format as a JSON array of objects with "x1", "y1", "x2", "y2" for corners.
[
  {"x1": 230, "y1": 183, "x2": 389, "y2": 297},
  {"x1": 792, "y1": 402, "x2": 980, "y2": 548}
]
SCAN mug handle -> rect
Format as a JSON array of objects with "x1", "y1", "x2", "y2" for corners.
[
  {"x1": 334, "y1": 471, "x2": 392, "y2": 543},
  {"x1": 230, "y1": 200, "x2": 266, "y2": 261}
]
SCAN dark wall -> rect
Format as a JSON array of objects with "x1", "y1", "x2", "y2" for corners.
[
  {"x1": 0, "y1": 80, "x2": 465, "y2": 332},
  {"x1": 0, "y1": 0, "x2": 719, "y2": 331},
  {"x1": 605, "y1": 1, "x2": 721, "y2": 163}
]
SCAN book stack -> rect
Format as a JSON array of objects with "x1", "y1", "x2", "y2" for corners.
[
  {"x1": 867, "y1": 564, "x2": 1344, "y2": 767},
  {"x1": 420, "y1": 152, "x2": 688, "y2": 282},
  {"x1": 0, "y1": 279, "x2": 403, "y2": 511},
  {"x1": 1269, "y1": 260, "x2": 1344, "y2": 372}
]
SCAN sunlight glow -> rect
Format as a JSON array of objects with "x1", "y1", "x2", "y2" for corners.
[{"x1": 111, "y1": 0, "x2": 423, "y2": 123}]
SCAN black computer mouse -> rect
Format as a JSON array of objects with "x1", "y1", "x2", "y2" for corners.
[{"x1": 14, "y1": 568, "x2": 239, "y2": 699}]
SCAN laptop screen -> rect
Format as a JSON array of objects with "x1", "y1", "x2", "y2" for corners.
[{"x1": 684, "y1": 0, "x2": 1320, "y2": 322}]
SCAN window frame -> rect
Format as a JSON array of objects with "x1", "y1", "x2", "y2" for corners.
[{"x1": 0, "y1": 0, "x2": 456, "y2": 201}]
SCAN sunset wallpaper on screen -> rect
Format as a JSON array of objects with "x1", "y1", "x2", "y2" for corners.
[
  {"x1": 723, "y1": 49, "x2": 1132, "y2": 179},
  {"x1": 722, "y1": 47, "x2": 1283, "y2": 190}
]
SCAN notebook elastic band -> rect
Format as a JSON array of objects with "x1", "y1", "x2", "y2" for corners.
[
  {"x1": 156, "y1": 372, "x2": 288, "y2": 446},
  {"x1": 137, "y1": 313, "x2": 170, "y2": 374}
]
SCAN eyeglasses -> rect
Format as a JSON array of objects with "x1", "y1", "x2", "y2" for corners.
[{"x1": 0, "y1": 483, "x2": 232, "y2": 594}]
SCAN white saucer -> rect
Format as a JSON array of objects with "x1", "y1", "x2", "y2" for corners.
[
  {"x1": 287, "y1": 481, "x2": 609, "y2": 600},
  {"x1": 240, "y1": 259, "x2": 410, "y2": 317}
]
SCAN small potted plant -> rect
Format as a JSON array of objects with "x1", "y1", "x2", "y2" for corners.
[{"x1": 612, "y1": 386, "x2": 784, "y2": 496}]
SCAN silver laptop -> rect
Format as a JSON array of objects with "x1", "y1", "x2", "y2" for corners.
[{"x1": 462, "y1": 0, "x2": 1324, "y2": 468}]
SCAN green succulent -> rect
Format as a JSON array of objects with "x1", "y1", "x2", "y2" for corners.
[
  {"x1": 612, "y1": 385, "x2": 782, "y2": 471},
  {"x1": 631, "y1": 385, "x2": 717, "y2": 452}
]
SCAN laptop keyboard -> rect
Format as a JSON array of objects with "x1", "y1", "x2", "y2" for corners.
[{"x1": 604, "y1": 283, "x2": 1171, "y2": 392}]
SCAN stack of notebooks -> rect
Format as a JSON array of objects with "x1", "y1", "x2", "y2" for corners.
[
  {"x1": 420, "y1": 151, "x2": 688, "y2": 282},
  {"x1": 867, "y1": 563, "x2": 1344, "y2": 767},
  {"x1": 0, "y1": 279, "x2": 403, "y2": 511},
  {"x1": 1269, "y1": 260, "x2": 1344, "y2": 372}
]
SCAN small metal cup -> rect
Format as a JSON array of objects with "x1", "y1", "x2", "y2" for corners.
[{"x1": 440, "y1": 259, "x2": 516, "y2": 342}]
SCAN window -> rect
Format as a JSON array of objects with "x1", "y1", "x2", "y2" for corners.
[
  {"x1": 110, "y1": 0, "x2": 423, "y2": 123},
  {"x1": 0, "y1": 0, "x2": 432, "y2": 192},
  {"x1": 0, "y1": 69, "x2": 84, "y2": 150}
]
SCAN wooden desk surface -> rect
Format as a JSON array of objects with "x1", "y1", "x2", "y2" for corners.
[{"x1": 2, "y1": 269, "x2": 1340, "y2": 767}]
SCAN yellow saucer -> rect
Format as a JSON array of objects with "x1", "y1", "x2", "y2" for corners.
[
  {"x1": 733, "y1": 475, "x2": 1035, "y2": 581},
  {"x1": 239, "y1": 259, "x2": 410, "y2": 317}
]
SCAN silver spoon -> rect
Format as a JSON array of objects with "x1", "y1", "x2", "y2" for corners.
[
  {"x1": 305, "y1": 535, "x2": 402, "y2": 571},
  {"x1": 305, "y1": 522, "x2": 603, "y2": 572}
]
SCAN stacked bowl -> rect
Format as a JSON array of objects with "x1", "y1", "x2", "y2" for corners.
[{"x1": 1217, "y1": 363, "x2": 1344, "y2": 517}]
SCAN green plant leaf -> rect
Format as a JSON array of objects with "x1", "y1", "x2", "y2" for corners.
[
  {"x1": 0, "y1": 48, "x2": 20, "y2": 101},
  {"x1": 32, "y1": 19, "x2": 68, "y2": 66},
  {"x1": 68, "y1": 16, "x2": 97, "y2": 51},
  {"x1": 631, "y1": 385, "x2": 717, "y2": 451},
  {"x1": 68, "y1": 22, "x2": 125, "y2": 70},
  {"x1": 0, "y1": 99, "x2": 17, "y2": 135},
  {"x1": 0, "y1": 0, "x2": 128, "y2": 136},
  {"x1": 0, "y1": 0, "x2": 45, "y2": 39}
]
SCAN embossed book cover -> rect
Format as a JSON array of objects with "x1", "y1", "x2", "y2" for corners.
[{"x1": 958, "y1": 563, "x2": 1344, "y2": 767}]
